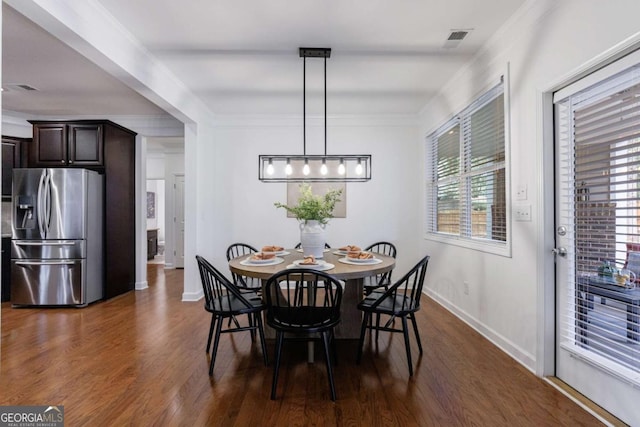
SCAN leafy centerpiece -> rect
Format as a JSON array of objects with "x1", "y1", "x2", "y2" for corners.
[{"x1": 274, "y1": 183, "x2": 342, "y2": 258}]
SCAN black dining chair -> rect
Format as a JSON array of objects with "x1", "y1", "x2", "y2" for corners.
[
  {"x1": 265, "y1": 269, "x2": 343, "y2": 401},
  {"x1": 356, "y1": 255, "x2": 430, "y2": 377},
  {"x1": 196, "y1": 255, "x2": 268, "y2": 376},
  {"x1": 226, "y1": 243, "x2": 262, "y2": 293},
  {"x1": 294, "y1": 242, "x2": 332, "y2": 249},
  {"x1": 363, "y1": 241, "x2": 397, "y2": 295}
]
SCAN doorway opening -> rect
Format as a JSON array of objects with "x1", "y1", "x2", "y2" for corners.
[{"x1": 147, "y1": 179, "x2": 165, "y2": 265}]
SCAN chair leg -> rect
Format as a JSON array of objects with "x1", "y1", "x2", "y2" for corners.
[
  {"x1": 248, "y1": 313, "x2": 256, "y2": 342},
  {"x1": 401, "y1": 316, "x2": 413, "y2": 377},
  {"x1": 209, "y1": 315, "x2": 225, "y2": 376},
  {"x1": 255, "y1": 312, "x2": 269, "y2": 366},
  {"x1": 330, "y1": 329, "x2": 338, "y2": 366},
  {"x1": 410, "y1": 313, "x2": 423, "y2": 354},
  {"x1": 357, "y1": 312, "x2": 370, "y2": 364},
  {"x1": 375, "y1": 313, "x2": 381, "y2": 342},
  {"x1": 321, "y1": 330, "x2": 337, "y2": 401},
  {"x1": 206, "y1": 314, "x2": 216, "y2": 353},
  {"x1": 271, "y1": 331, "x2": 285, "y2": 400}
]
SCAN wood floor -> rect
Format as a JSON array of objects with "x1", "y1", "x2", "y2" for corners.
[{"x1": 0, "y1": 264, "x2": 604, "y2": 426}]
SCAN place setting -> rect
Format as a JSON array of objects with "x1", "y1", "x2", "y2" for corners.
[
  {"x1": 239, "y1": 251, "x2": 285, "y2": 267},
  {"x1": 338, "y1": 250, "x2": 383, "y2": 265},
  {"x1": 260, "y1": 245, "x2": 290, "y2": 256},
  {"x1": 286, "y1": 255, "x2": 335, "y2": 271},
  {"x1": 333, "y1": 244, "x2": 362, "y2": 256}
]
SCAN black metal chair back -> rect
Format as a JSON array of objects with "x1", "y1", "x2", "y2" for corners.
[
  {"x1": 226, "y1": 243, "x2": 261, "y2": 291},
  {"x1": 196, "y1": 255, "x2": 268, "y2": 375},
  {"x1": 357, "y1": 255, "x2": 430, "y2": 377},
  {"x1": 294, "y1": 242, "x2": 332, "y2": 249},
  {"x1": 363, "y1": 241, "x2": 397, "y2": 294},
  {"x1": 265, "y1": 269, "x2": 343, "y2": 400}
]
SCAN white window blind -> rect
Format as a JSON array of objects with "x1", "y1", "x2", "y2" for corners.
[
  {"x1": 427, "y1": 82, "x2": 507, "y2": 245},
  {"x1": 556, "y1": 62, "x2": 640, "y2": 375}
]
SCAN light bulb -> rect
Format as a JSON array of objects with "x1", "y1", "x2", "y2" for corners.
[
  {"x1": 266, "y1": 159, "x2": 274, "y2": 175},
  {"x1": 302, "y1": 160, "x2": 310, "y2": 176},
  {"x1": 285, "y1": 159, "x2": 293, "y2": 176},
  {"x1": 338, "y1": 159, "x2": 345, "y2": 175},
  {"x1": 320, "y1": 160, "x2": 328, "y2": 175},
  {"x1": 355, "y1": 159, "x2": 363, "y2": 176}
]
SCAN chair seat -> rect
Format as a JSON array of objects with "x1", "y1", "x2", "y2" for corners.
[
  {"x1": 207, "y1": 293, "x2": 264, "y2": 315},
  {"x1": 358, "y1": 292, "x2": 419, "y2": 315},
  {"x1": 268, "y1": 307, "x2": 339, "y2": 332}
]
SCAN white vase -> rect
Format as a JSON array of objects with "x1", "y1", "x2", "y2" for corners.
[{"x1": 299, "y1": 220, "x2": 326, "y2": 259}]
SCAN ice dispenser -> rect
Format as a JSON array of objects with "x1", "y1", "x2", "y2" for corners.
[{"x1": 15, "y1": 195, "x2": 35, "y2": 229}]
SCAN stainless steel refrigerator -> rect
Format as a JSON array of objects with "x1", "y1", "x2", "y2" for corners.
[{"x1": 11, "y1": 168, "x2": 103, "y2": 307}]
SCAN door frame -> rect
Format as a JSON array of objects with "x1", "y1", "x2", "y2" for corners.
[
  {"x1": 537, "y1": 36, "x2": 640, "y2": 378},
  {"x1": 172, "y1": 173, "x2": 185, "y2": 269}
]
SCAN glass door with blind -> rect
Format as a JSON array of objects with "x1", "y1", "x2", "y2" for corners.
[{"x1": 554, "y1": 55, "x2": 640, "y2": 424}]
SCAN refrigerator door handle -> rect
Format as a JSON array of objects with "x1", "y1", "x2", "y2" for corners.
[
  {"x1": 14, "y1": 260, "x2": 76, "y2": 266},
  {"x1": 37, "y1": 169, "x2": 47, "y2": 238},
  {"x1": 14, "y1": 240, "x2": 77, "y2": 246},
  {"x1": 44, "y1": 170, "x2": 52, "y2": 236}
]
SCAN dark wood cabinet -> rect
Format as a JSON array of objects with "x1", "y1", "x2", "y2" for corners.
[
  {"x1": 147, "y1": 229, "x2": 158, "y2": 260},
  {"x1": 28, "y1": 120, "x2": 137, "y2": 300},
  {"x1": 30, "y1": 122, "x2": 103, "y2": 168},
  {"x1": 2, "y1": 136, "x2": 29, "y2": 198}
]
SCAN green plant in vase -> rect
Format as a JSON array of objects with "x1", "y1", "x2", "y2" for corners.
[
  {"x1": 274, "y1": 183, "x2": 342, "y2": 225},
  {"x1": 274, "y1": 183, "x2": 342, "y2": 258}
]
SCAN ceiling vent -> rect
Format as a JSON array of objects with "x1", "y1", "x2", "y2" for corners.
[
  {"x1": 443, "y1": 29, "x2": 473, "y2": 49},
  {"x1": 4, "y1": 83, "x2": 39, "y2": 91}
]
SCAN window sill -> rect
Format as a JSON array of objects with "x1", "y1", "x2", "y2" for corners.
[{"x1": 424, "y1": 232, "x2": 512, "y2": 257}]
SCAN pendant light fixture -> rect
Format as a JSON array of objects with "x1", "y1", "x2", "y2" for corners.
[{"x1": 259, "y1": 47, "x2": 371, "y2": 182}]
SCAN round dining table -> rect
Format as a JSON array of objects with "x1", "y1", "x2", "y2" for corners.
[{"x1": 228, "y1": 249, "x2": 395, "y2": 340}]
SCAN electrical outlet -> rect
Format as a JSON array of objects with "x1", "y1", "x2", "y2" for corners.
[
  {"x1": 514, "y1": 204, "x2": 532, "y2": 221},
  {"x1": 463, "y1": 281, "x2": 469, "y2": 295},
  {"x1": 516, "y1": 185, "x2": 527, "y2": 201}
]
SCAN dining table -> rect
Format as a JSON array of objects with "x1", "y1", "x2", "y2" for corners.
[{"x1": 228, "y1": 248, "x2": 396, "y2": 341}]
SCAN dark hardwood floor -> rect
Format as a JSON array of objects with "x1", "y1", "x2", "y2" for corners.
[{"x1": 0, "y1": 264, "x2": 604, "y2": 426}]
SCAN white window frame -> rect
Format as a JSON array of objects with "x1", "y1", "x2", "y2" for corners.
[{"x1": 425, "y1": 76, "x2": 512, "y2": 257}]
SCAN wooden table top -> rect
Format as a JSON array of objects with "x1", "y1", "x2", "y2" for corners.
[{"x1": 228, "y1": 249, "x2": 395, "y2": 281}]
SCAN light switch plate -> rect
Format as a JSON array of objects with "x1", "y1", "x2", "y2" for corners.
[
  {"x1": 514, "y1": 204, "x2": 532, "y2": 221},
  {"x1": 516, "y1": 185, "x2": 527, "y2": 200}
]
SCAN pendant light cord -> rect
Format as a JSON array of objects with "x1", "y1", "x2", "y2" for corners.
[
  {"x1": 324, "y1": 56, "x2": 327, "y2": 156},
  {"x1": 303, "y1": 56, "x2": 306, "y2": 156}
]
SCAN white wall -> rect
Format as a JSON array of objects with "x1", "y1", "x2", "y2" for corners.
[
  {"x1": 202, "y1": 115, "x2": 421, "y2": 277},
  {"x1": 419, "y1": 0, "x2": 640, "y2": 372}
]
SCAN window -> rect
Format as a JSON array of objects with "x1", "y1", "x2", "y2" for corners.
[{"x1": 426, "y1": 82, "x2": 507, "y2": 248}]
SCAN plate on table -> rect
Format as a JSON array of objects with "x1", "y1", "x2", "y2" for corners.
[
  {"x1": 339, "y1": 257, "x2": 383, "y2": 265},
  {"x1": 240, "y1": 257, "x2": 284, "y2": 266},
  {"x1": 296, "y1": 248, "x2": 330, "y2": 253},
  {"x1": 287, "y1": 260, "x2": 335, "y2": 271},
  {"x1": 261, "y1": 250, "x2": 290, "y2": 256},
  {"x1": 334, "y1": 247, "x2": 362, "y2": 256}
]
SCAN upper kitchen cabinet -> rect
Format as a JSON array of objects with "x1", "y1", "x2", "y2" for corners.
[
  {"x1": 29, "y1": 121, "x2": 105, "y2": 169},
  {"x1": 2, "y1": 136, "x2": 29, "y2": 198}
]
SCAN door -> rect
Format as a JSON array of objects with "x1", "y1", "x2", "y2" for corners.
[
  {"x1": 68, "y1": 124, "x2": 103, "y2": 166},
  {"x1": 31, "y1": 123, "x2": 68, "y2": 166},
  {"x1": 12, "y1": 169, "x2": 89, "y2": 240},
  {"x1": 554, "y1": 55, "x2": 640, "y2": 425},
  {"x1": 174, "y1": 174, "x2": 185, "y2": 269}
]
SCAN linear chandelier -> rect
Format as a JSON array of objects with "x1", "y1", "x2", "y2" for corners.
[{"x1": 259, "y1": 47, "x2": 372, "y2": 182}]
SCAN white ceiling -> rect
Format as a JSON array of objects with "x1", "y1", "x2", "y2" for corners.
[{"x1": 2, "y1": 0, "x2": 527, "y2": 120}]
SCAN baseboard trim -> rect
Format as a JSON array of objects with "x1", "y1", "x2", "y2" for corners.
[
  {"x1": 135, "y1": 281, "x2": 148, "y2": 291},
  {"x1": 425, "y1": 288, "x2": 536, "y2": 372},
  {"x1": 182, "y1": 290, "x2": 202, "y2": 302}
]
